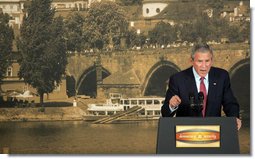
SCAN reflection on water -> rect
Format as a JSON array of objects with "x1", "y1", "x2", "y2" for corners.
[
  {"x1": 0, "y1": 119, "x2": 250, "y2": 154},
  {"x1": 0, "y1": 120, "x2": 158, "y2": 154}
]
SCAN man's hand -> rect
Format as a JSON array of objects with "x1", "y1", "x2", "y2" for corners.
[
  {"x1": 169, "y1": 95, "x2": 181, "y2": 108},
  {"x1": 236, "y1": 118, "x2": 242, "y2": 130}
]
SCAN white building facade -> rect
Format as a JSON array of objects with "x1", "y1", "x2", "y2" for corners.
[
  {"x1": 0, "y1": 0, "x2": 26, "y2": 28},
  {"x1": 51, "y1": 0, "x2": 116, "y2": 11},
  {"x1": 142, "y1": 0, "x2": 178, "y2": 18},
  {"x1": 51, "y1": 0, "x2": 88, "y2": 11}
]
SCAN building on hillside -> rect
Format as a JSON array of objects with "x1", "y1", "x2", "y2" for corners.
[
  {"x1": 0, "y1": 0, "x2": 27, "y2": 29},
  {"x1": 1, "y1": 59, "x2": 68, "y2": 101},
  {"x1": 221, "y1": 1, "x2": 250, "y2": 22},
  {"x1": 130, "y1": 0, "x2": 249, "y2": 35},
  {"x1": 142, "y1": 0, "x2": 178, "y2": 18},
  {"x1": 51, "y1": 0, "x2": 116, "y2": 11},
  {"x1": 51, "y1": 0, "x2": 89, "y2": 11},
  {"x1": 129, "y1": 0, "x2": 178, "y2": 35}
]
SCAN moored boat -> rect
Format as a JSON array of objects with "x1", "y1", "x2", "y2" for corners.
[{"x1": 87, "y1": 93, "x2": 164, "y2": 117}]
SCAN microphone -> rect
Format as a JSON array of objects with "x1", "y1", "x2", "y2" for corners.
[
  {"x1": 198, "y1": 92, "x2": 204, "y2": 110},
  {"x1": 189, "y1": 92, "x2": 195, "y2": 109}
]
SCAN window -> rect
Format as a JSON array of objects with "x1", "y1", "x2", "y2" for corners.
[
  {"x1": 146, "y1": 8, "x2": 149, "y2": 14},
  {"x1": 147, "y1": 111, "x2": 153, "y2": 115},
  {"x1": 6, "y1": 67, "x2": 12, "y2": 77},
  {"x1": 138, "y1": 100, "x2": 145, "y2": 105},
  {"x1": 124, "y1": 100, "x2": 130, "y2": 104},
  {"x1": 98, "y1": 111, "x2": 106, "y2": 115},
  {"x1": 155, "y1": 111, "x2": 161, "y2": 115},
  {"x1": 156, "y1": 8, "x2": 160, "y2": 13},
  {"x1": 146, "y1": 100, "x2": 153, "y2": 105},
  {"x1": 130, "y1": 21, "x2": 134, "y2": 27},
  {"x1": 154, "y1": 100, "x2": 160, "y2": 104},
  {"x1": 131, "y1": 100, "x2": 137, "y2": 105}
]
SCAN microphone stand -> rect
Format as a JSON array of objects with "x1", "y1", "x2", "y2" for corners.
[{"x1": 189, "y1": 92, "x2": 204, "y2": 117}]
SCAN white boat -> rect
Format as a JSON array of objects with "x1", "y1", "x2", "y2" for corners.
[{"x1": 87, "y1": 93, "x2": 165, "y2": 117}]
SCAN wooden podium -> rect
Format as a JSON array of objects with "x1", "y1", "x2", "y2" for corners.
[{"x1": 156, "y1": 117, "x2": 240, "y2": 154}]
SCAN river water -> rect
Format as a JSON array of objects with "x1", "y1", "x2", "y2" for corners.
[{"x1": 0, "y1": 119, "x2": 250, "y2": 154}]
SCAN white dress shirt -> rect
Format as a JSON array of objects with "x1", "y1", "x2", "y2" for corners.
[{"x1": 192, "y1": 67, "x2": 209, "y2": 94}]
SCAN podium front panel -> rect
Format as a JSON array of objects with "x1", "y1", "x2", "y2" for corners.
[{"x1": 156, "y1": 117, "x2": 240, "y2": 154}]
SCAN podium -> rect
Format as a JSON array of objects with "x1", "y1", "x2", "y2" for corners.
[{"x1": 156, "y1": 117, "x2": 240, "y2": 154}]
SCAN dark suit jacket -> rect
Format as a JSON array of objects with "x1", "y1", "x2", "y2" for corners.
[{"x1": 161, "y1": 67, "x2": 240, "y2": 118}]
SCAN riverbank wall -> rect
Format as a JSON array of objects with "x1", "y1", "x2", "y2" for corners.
[
  {"x1": 0, "y1": 107, "x2": 87, "y2": 122},
  {"x1": 0, "y1": 107, "x2": 159, "y2": 122}
]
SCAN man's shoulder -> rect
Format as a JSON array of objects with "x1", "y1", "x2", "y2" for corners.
[
  {"x1": 210, "y1": 67, "x2": 228, "y2": 74},
  {"x1": 171, "y1": 67, "x2": 192, "y2": 78},
  {"x1": 210, "y1": 67, "x2": 230, "y2": 80}
]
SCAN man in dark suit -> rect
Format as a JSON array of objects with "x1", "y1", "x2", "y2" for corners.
[{"x1": 161, "y1": 43, "x2": 242, "y2": 130}]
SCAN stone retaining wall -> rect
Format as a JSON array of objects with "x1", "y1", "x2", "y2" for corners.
[{"x1": 0, "y1": 107, "x2": 86, "y2": 122}]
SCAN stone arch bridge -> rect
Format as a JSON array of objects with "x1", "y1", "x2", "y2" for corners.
[{"x1": 66, "y1": 43, "x2": 250, "y2": 100}]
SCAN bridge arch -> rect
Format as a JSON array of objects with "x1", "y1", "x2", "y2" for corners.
[
  {"x1": 229, "y1": 58, "x2": 250, "y2": 121},
  {"x1": 229, "y1": 58, "x2": 250, "y2": 78},
  {"x1": 142, "y1": 60, "x2": 181, "y2": 97},
  {"x1": 76, "y1": 66, "x2": 111, "y2": 97}
]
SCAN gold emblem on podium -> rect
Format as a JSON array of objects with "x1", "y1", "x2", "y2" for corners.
[{"x1": 176, "y1": 125, "x2": 220, "y2": 148}]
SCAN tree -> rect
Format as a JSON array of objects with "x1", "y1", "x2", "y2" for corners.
[
  {"x1": 149, "y1": 21, "x2": 177, "y2": 47},
  {"x1": 83, "y1": 2, "x2": 128, "y2": 52},
  {"x1": 162, "y1": 2, "x2": 200, "y2": 22},
  {"x1": 118, "y1": 0, "x2": 142, "y2": 6},
  {"x1": 18, "y1": 0, "x2": 67, "y2": 106},
  {"x1": 64, "y1": 12, "x2": 85, "y2": 53},
  {"x1": 125, "y1": 29, "x2": 146, "y2": 49},
  {"x1": 0, "y1": 12, "x2": 14, "y2": 83},
  {"x1": 179, "y1": 22, "x2": 196, "y2": 42},
  {"x1": 193, "y1": 13, "x2": 211, "y2": 42},
  {"x1": 179, "y1": 13, "x2": 211, "y2": 43},
  {"x1": 239, "y1": 21, "x2": 250, "y2": 43},
  {"x1": 206, "y1": 0, "x2": 224, "y2": 17},
  {"x1": 208, "y1": 17, "x2": 230, "y2": 42},
  {"x1": 227, "y1": 25, "x2": 243, "y2": 43}
]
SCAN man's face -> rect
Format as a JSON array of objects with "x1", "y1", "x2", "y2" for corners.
[{"x1": 192, "y1": 51, "x2": 213, "y2": 77}]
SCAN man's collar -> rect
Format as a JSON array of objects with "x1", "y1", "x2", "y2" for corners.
[{"x1": 192, "y1": 67, "x2": 208, "y2": 80}]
